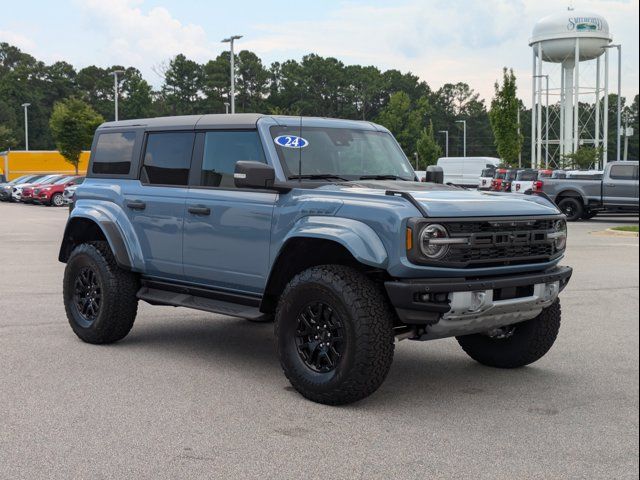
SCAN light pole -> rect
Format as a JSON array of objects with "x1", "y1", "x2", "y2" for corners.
[
  {"x1": 455, "y1": 120, "x2": 467, "y2": 157},
  {"x1": 604, "y1": 44, "x2": 622, "y2": 161},
  {"x1": 221, "y1": 35, "x2": 243, "y2": 114},
  {"x1": 438, "y1": 130, "x2": 449, "y2": 157},
  {"x1": 224, "y1": 102, "x2": 230, "y2": 114},
  {"x1": 21, "y1": 103, "x2": 30, "y2": 151},
  {"x1": 110, "y1": 70, "x2": 125, "y2": 121},
  {"x1": 534, "y1": 74, "x2": 549, "y2": 168}
]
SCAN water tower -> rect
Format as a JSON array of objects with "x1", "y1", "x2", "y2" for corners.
[{"x1": 529, "y1": 9, "x2": 613, "y2": 168}]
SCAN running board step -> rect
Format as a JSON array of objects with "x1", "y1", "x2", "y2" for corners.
[{"x1": 137, "y1": 286, "x2": 264, "y2": 320}]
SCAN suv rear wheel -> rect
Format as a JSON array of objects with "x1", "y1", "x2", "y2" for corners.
[
  {"x1": 63, "y1": 241, "x2": 139, "y2": 344},
  {"x1": 456, "y1": 300, "x2": 561, "y2": 368},
  {"x1": 275, "y1": 265, "x2": 395, "y2": 405}
]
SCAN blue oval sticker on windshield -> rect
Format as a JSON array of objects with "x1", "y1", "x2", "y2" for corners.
[{"x1": 274, "y1": 135, "x2": 309, "y2": 149}]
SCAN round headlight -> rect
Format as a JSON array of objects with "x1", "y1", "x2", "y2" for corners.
[
  {"x1": 554, "y1": 219, "x2": 567, "y2": 250},
  {"x1": 419, "y1": 224, "x2": 450, "y2": 259}
]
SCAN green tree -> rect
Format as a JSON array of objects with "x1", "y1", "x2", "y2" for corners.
[
  {"x1": 416, "y1": 121, "x2": 442, "y2": 169},
  {"x1": 0, "y1": 124, "x2": 17, "y2": 150},
  {"x1": 489, "y1": 68, "x2": 523, "y2": 165},
  {"x1": 49, "y1": 98, "x2": 103, "y2": 173},
  {"x1": 562, "y1": 146, "x2": 602, "y2": 169},
  {"x1": 161, "y1": 54, "x2": 203, "y2": 115},
  {"x1": 375, "y1": 92, "x2": 428, "y2": 156}
]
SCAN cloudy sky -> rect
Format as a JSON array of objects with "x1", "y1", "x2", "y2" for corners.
[{"x1": 1, "y1": 0, "x2": 638, "y2": 105}]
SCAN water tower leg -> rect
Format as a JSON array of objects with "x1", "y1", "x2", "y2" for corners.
[
  {"x1": 595, "y1": 55, "x2": 601, "y2": 157},
  {"x1": 603, "y1": 49, "x2": 609, "y2": 166},
  {"x1": 573, "y1": 39, "x2": 580, "y2": 154},
  {"x1": 537, "y1": 43, "x2": 543, "y2": 169},
  {"x1": 562, "y1": 63, "x2": 574, "y2": 164},
  {"x1": 531, "y1": 48, "x2": 537, "y2": 168}
]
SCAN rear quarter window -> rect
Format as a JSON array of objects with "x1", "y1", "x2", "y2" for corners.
[{"x1": 91, "y1": 132, "x2": 136, "y2": 175}]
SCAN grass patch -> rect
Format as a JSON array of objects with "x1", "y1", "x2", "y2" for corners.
[{"x1": 611, "y1": 225, "x2": 639, "y2": 233}]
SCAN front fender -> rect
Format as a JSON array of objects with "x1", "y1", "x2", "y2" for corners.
[
  {"x1": 281, "y1": 216, "x2": 388, "y2": 268},
  {"x1": 63, "y1": 201, "x2": 145, "y2": 271}
]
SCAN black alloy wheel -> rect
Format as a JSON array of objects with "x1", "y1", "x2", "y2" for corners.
[
  {"x1": 73, "y1": 266, "x2": 102, "y2": 327},
  {"x1": 294, "y1": 302, "x2": 345, "y2": 373}
]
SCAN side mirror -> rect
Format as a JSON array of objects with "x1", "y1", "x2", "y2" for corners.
[
  {"x1": 425, "y1": 166, "x2": 444, "y2": 184},
  {"x1": 234, "y1": 161, "x2": 276, "y2": 189}
]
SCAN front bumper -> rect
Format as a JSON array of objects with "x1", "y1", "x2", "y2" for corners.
[{"x1": 385, "y1": 266, "x2": 572, "y2": 340}]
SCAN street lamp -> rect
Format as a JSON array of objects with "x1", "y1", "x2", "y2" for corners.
[
  {"x1": 604, "y1": 44, "x2": 622, "y2": 162},
  {"x1": 534, "y1": 74, "x2": 550, "y2": 169},
  {"x1": 109, "y1": 70, "x2": 125, "y2": 121},
  {"x1": 455, "y1": 120, "x2": 467, "y2": 157},
  {"x1": 21, "y1": 103, "x2": 30, "y2": 151},
  {"x1": 438, "y1": 130, "x2": 449, "y2": 157},
  {"x1": 221, "y1": 35, "x2": 243, "y2": 114}
]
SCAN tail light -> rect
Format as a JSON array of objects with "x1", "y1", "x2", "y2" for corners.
[{"x1": 533, "y1": 180, "x2": 544, "y2": 192}]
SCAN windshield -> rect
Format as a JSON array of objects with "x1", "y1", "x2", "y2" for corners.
[
  {"x1": 495, "y1": 171, "x2": 507, "y2": 180},
  {"x1": 269, "y1": 125, "x2": 415, "y2": 181},
  {"x1": 53, "y1": 176, "x2": 73, "y2": 185},
  {"x1": 517, "y1": 170, "x2": 538, "y2": 181},
  {"x1": 505, "y1": 171, "x2": 518, "y2": 181},
  {"x1": 481, "y1": 168, "x2": 495, "y2": 177}
]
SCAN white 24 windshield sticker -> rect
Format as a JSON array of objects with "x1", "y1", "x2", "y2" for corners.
[{"x1": 274, "y1": 135, "x2": 309, "y2": 149}]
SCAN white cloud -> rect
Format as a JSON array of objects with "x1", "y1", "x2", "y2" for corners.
[
  {"x1": 245, "y1": 0, "x2": 639, "y2": 105},
  {"x1": 76, "y1": 0, "x2": 220, "y2": 76},
  {"x1": 0, "y1": 29, "x2": 36, "y2": 51}
]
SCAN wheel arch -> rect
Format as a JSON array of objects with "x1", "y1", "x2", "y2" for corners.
[
  {"x1": 58, "y1": 216, "x2": 132, "y2": 270},
  {"x1": 260, "y1": 232, "x2": 388, "y2": 314},
  {"x1": 555, "y1": 189, "x2": 585, "y2": 204}
]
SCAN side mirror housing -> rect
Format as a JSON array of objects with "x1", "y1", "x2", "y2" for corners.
[
  {"x1": 425, "y1": 166, "x2": 444, "y2": 184},
  {"x1": 234, "y1": 161, "x2": 276, "y2": 189}
]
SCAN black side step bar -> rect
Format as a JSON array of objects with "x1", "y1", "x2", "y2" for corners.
[{"x1": 136, "y1": 281, "x2": 265, "y2": 321}]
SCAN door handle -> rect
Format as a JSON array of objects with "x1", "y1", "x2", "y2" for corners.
[
  {"x1": 126, "y1": 200, "x2": 146, "y2": 210},
  {"x1": 188, "y1": 205, "x2": 211, "y2": 216},
  {"x1": 606, "y1": 183, "x2": 616, "y2": 187}
]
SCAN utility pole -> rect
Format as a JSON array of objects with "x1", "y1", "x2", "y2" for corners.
[
  {"x1": 224, "y1": 102, "x2": 230, "y2": 114},
  {"x1": 221, "y1": 35, "x2": 243, "y2": 114},
  {"x1": 456, "y1": 120, "x2": 467, "y2": 157},
  {"x1": 110, "y1": 70, "x2": 125, "y2": 121},
  {"x1": 438, "y1": 130, "x2": 449, "y2": 157},
  {"x1": 21, "y1": 103, "x2": 30, "y2": 151}
]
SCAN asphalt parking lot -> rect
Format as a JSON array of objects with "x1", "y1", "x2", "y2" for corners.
[{"x1": 0, "y1": 202, "x2": 638, "y2": 480}]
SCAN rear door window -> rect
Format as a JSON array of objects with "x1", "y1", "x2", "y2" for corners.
[
  {"x1": 609, "y1": 165, "x2": 637, "y2": 180},
  {"x1": 141, "y1": 132, "x2": 195, "y2": 186},
  {"x1": 92, "y1": 132, "x2": 136, "y2": 175}
]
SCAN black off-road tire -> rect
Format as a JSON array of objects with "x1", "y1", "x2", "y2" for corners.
[
  {"x1": 275, "y1": 265, "x2": 395, "y2": 405},
  {"x1": 557, "y1": 197, "x2": 583, "y2": 222},
  {"x1": 63, "y1": 241, "x2": 139, "y2": 344},
  {"x1": 456, "y1": 300, "x2": 561, "y2": 368}
]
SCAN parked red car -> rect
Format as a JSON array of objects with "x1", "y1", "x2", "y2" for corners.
[
  {"x1": 34, "y1": 176, "x2": 84, "y2": 206},
  {"x1": 20, "y1": 175, "x2": 64, "y2": 203}
]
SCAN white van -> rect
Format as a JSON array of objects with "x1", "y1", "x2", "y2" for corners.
[{"x1": 436, "y1": 157, "x2": 502, "y2": 187}]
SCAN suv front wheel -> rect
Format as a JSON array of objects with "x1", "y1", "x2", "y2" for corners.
[
  {"x1": 275, "y1": 265, "x2": 395, "y2": 405},
  {"x1": 456, "y1": 300, "x2": 561, "y2": 368},
  {"x1": 63, "y1": 241, "x2": 139, "y2": 344}
]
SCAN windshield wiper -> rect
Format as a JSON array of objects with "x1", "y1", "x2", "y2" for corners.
[
  {"x1": 288, "y1": 174, "x2": 350, "y2": 181},
  {"x1": 359, "y1": 175, "x2": 409, "y2": 181}
]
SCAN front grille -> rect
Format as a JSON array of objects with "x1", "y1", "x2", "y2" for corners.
[
  {"x1": 408, "y1": 216, "x2": 564, "y2": 269},
  {"x1": 444, "y1": 219, "x2": 559, "y2": 267}
]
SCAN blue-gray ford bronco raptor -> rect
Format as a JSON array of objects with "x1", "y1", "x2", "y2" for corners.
[{"x1": 59, "y1": 114, "x2": 572, "y2": 405}]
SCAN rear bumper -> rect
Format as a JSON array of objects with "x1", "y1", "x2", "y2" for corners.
[{"x1": 385, "y1": 266, "x2": 572, "y2": 337}]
